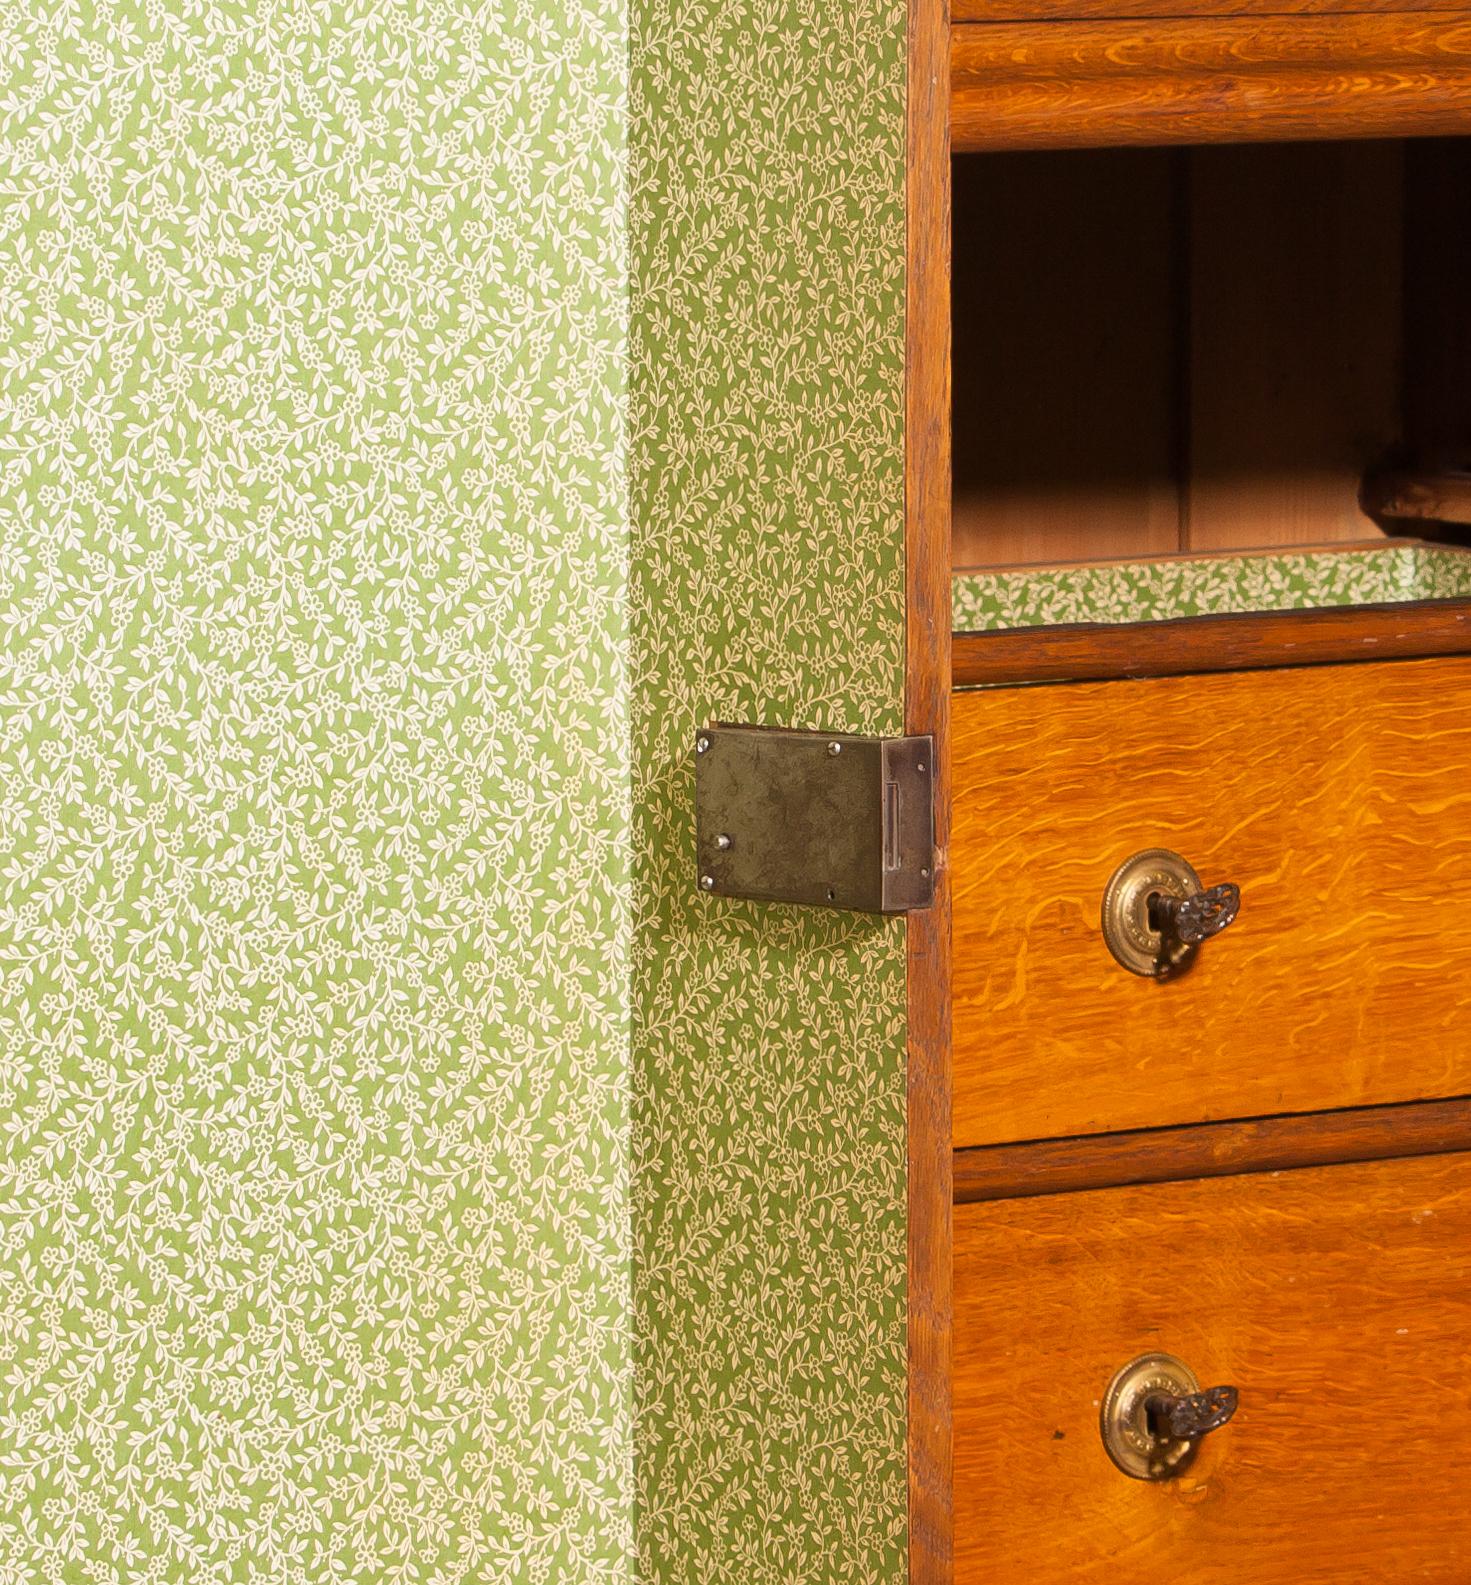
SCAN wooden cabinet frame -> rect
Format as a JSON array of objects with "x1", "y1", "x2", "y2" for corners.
[
  {"x1": 905, "y1": 0, "x2": 953, "y2": 1578},
  {"x1": 911, "y1": 0, "x2": 1471, "y2": 1573}
]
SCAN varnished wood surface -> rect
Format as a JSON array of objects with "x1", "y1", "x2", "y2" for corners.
[
  {"x1": 954, "y1": 1094, "x2": 1471, "y2": 1201},
  {"x1": 955, "y1": 0, "x2": 1471, "y2": 18},
  {"x1": 954, "y1": 1152, "x2": 1471, "y2": 1584},
  {"x1": 1184, "y1": 143, "x2": 1402, "y2": 549},
  {"x1": 952, "y1": 596, "x2": 1471, "y2": 686},
  {"x1": 952, "y1": 655, "x2": 1471, "y2": 1147},
  {"x1": 951, "y1": 150, "x2": 1181, "y2": 569},
  {"x1": 952, "y1": 13, "x2": 1471, "y2": 151},
  {"x1": 905, "y1": 0, "x2": 952, "y2": 1570},
  {"x1": 950, "y1": 143, "x2": 1403, "y2": 565},
  {"x1": 1405, "y1": 141, "x2": 1471, "y2": 476}
]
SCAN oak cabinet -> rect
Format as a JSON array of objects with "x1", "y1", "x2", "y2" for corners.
[{"x1": 916, "y1": 2, "x2": 1471, "y2": 1577}]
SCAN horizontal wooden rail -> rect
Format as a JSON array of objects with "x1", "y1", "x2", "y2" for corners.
[
  {"x1": 952, "y1": 12, "x2": 1471, "y2": 151},
  {"x1": 954, "y1": 0, "x2": 1471, "y2": 21},
  {"x1": 955, "y1": 1096, "x2": 1471, "y2": 1202},
  {"x1": 952, "y1": 596, "x2": 1471, "y2": 687}
]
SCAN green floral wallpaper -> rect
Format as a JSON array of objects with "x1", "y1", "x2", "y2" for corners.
[
  {"x1": 0, "y1": 3, "x2": 631, "y2": 1581},
  {"x1": 630, "y1": 0, "x2": 909, "y2": 1581},
  {"x1": 953, "y1": 542, "x2": 1471, "y2": 631}
]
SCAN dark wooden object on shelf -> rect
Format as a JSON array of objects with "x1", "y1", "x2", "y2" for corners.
[{"x1": 1361, "y1": 468, "x2": 1471, "y2": 532}]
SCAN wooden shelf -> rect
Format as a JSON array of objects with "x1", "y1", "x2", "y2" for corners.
[
  {"x1": 952, "y1": 595, "x2": 1471, "y2": 686},
  {"x1": 952, "y1": 12, "x2": 1471, "y2": 151}
]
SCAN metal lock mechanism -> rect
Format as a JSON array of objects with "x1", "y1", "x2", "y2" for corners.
[
  {"x1": 1101, "y1": 848, "x2": 1241, "y2": 978},
  {"x1": 1101, "y1": 1353, "x2": 1240, "y2": 1481},
  {"x1": 694, "y1": 725, "x2": 935, "y2": 913}
]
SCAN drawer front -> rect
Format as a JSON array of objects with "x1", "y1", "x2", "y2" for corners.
[
  {"x1": 953, "y1": 655, "x2": 1471, "y2": 1148},
  {"x1": 955, "y1": 1152, "x2": 1471, "y2": 1584}
]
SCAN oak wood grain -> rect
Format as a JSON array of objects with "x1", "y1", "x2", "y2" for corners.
[
  {"x1": 951, "y1": 596, "x2": 1471, "y2": 686},
  {"x1": 954, "y1": 0, "x2": 1471, "y2": 18},
  {"x1": 952, "y1": 13, "x2": 1471, "y2": 151},
  {"x1": 954, "y1": 1152, "x2": 1471, "y2": 1584},
  {"x1": 953, "y1": 1094, "x2": 1471, "y2": 1201},
  {"x1": 952, "y1": 655, "x2": 1471, "y2": 1147},
  {"x1": 906, "y1": 0, "x2": 952, "y2": 1570}
]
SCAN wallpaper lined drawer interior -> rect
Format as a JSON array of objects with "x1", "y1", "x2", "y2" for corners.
[{"x1": 952, "y1": 542, "x2": 1471, "y2": 632}]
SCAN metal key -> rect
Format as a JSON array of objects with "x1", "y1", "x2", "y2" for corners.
[
  {"x1": 1149, "y1": 881, "x2": 1241, "y2": 946},
  {"x1": 1144, "y1": 1384, "x2": 1240, "y2": 1441}
]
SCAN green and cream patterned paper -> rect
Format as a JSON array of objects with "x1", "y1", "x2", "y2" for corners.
[
  {"x1": 953, "y1": 543, "x2": 1471, "y2": 631},
  {"x1": 630, "y1": 0, "x2": 909, "y2": 1578},
  {"x1": 0, "y1": 3, "x2": 631, "y2": 1581}
]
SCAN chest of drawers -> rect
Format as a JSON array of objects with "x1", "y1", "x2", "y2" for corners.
[{"x1": 902, "y1": 0, "x2": 1471, "y2": 1577}]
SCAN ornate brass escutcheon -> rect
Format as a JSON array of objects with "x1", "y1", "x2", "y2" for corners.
[
  {"x1": 1100, "y1": 848, "x2": 1241, "y2": 978},
  {"x1": 1100, "y1": 1352, "x2": 1240, "y2": 1481}
]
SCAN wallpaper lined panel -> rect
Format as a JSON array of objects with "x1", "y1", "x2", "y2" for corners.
[
  {"x1": 0, "y1": 4, "x2": 630, "y2": 1580},
  {"x1": 953, "y1": 543, "x2": 1471, "y2": 631},
  {"x1": 630, "y1": 0, "x2": 910, "y2": 1577}
]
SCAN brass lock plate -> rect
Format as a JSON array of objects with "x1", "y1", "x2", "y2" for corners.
[
  {"x1": 1101, "y1": 848, "x2": 1200, "y2": 978},
  {"x1": 1100, "y1": 1352, "x2": 1201, "y2": 1481}
]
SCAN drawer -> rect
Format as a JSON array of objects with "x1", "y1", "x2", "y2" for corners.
[
  {"x1": 954, "y1": 1151, "x2": 1471, "y2": 1584},
  {"x1": 953, "y1": 654, "x2": 1471, "y2": 1148}
]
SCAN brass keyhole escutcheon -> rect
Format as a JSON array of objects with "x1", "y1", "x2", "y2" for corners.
[
  {"x1": 1101, "y1": 848, "x2": 1241, "y2": 978},
  {"x1": 1100, "y1": 1353, "x2": 1240, "y2": 1481}
]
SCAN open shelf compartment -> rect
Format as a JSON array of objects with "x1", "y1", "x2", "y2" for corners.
[{"x1": 952, "y1": 138, "x2": 1471, "y2": 600}]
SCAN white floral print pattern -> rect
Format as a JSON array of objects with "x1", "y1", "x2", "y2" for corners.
[
  {"x1": 953, "y1": 543, "x2": 1471, "y2": 631},
  {"x1": 0, "y1": 2, "x2": 630, "y2": 1580},
  {"x1": 630, "y1": 0, "x2": 909, "y2": 1577}
]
